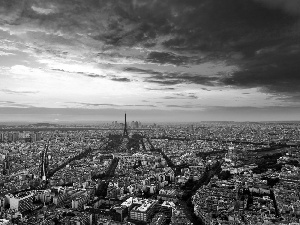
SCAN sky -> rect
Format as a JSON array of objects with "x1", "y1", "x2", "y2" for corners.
[{"x1": 0, "y1": 0, "x2": 300, "y2": 123}]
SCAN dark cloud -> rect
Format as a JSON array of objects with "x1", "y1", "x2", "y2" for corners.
[
  {"x1": 145, "y1": 72, "x2": 219, "y2": 86},
  {"x1": 222, "y1": 49, "x2": 300, "y2": 93},
  {"x1": 3, "y1": 0, "x2": 297, "y2": 52},
  {"x1": 187, "y1": 94, "x2": 198, "y2": 99},
  {"x1": 77, "y1": 72, "x2": 105, "y2": 78},
  {"x1": 276, "y1": 94, "x2": 300, "y2": 103},
  {"x1": 0, "y1": 100, "x2": 35, "y2": 108},
  {"x1": 125, "y1": 67, "x2": 218, "y2": 86},
  {"x1": 162, "y1": 93, "x2": 198, "y2": 100},
  {"x1": 51, "y1": 69, "x2": 105, "y2": 78},
  {"x1": 146, "y1": 51, "x2": 192, "y2": 66},
  {"x1": 75, "y1": 103, "x2": 117, "y2": 107},
  {"x1": 52, "y1": 66, "x2": 130, "y2": 83},
  {"x1": 145, "y1": 87, "x2": 175, "y2": 91},
  {"x1": 124, "y1": 104, "x2": 156, "y2": 107},
  {"x1": 68, "y1": 102, "x2": 155, "y2": 108},
  {"x1": 1, "y1": 0, "x2": 300, "y2": 98},
  {"x1": 254, "y1": 0, "x2": 300, "y2": 16},
  {"x1": 162, "y1": 96, "x2": 178, "y2": 100},
  {"x1": 124, "y1": 67, "x2": 162, "y2": 76},
  {"x1": 165, "y1": 104, "x2": 199, "y2": 108},
  {"x1": 110, "y1": 77, "x2": 131, "y2": 82},
  {"x1": 146, "y1": 79, "x2": 182, "y2": 86}
]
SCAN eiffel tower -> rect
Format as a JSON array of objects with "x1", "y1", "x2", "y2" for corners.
[
  {"x1": 119, "y1": 113, "x2": 129, "y2": 152},
  {"x1": 123, "y1": 113, "x2": 129, "y2": 137}
]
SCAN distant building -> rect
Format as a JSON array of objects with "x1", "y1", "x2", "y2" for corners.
[
  {"x1": 36, "y1": 132, "x2": 42, "y2": 141},
  {"x1": 13, "y1": 132, "x2": 19, "y2": 142},
  {"x1": 2, "y1": 155, "x2": 10, "y2": 176},
  {"x1": 8, "y1": 132, "x2": 19, "y2": 142},
  {"x1": 8, "y1": 133, "x2": 13, "y2": 142},
  {"x1": 30, "y1": 132, "x2": 36, "y2": 142},
  {"x1": 72, "y1": 195, "x2": 89, "y2": 210}
]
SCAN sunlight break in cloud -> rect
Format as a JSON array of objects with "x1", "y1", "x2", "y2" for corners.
[
  {"x1": 31, "y1": 5, "x2": 57, "y2": 15},
  {"x1": 0, "y1": 51, "x2": 15, "y2": 56}
]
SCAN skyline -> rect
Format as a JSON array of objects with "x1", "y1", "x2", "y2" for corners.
[{"x1": 1, "y1": 0, "x2": 300, "y2": 122}]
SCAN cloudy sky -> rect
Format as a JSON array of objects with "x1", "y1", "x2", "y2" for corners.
[{"x1": 0, "y1": 0, "x2": 300, "y2": 122}]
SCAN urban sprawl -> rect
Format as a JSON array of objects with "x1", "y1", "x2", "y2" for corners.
[{"x1": 0, "y1": 116, "x2": 300, "y2": 225}]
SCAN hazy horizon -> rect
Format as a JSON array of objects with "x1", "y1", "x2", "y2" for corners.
[{"x1": 0, "y1": 107, "x2": 300, "y2": 124}]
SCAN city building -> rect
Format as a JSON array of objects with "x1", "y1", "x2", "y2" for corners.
[
  {"x1": 6, "y1": 191, "x2": 34, "y2": 213},
  {"x1": 129, "y1": 199, "x2": 158, "y2": 222}
]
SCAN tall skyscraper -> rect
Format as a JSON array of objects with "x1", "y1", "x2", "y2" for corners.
[
  {"x1": 36, "y1": 132, "x2": 42, "y2": 141},
  {"x1": 2, "y1": 155, "x2": 10, "y2": 176},
  {"x1": 12, "y1": 132, "x2": 19, "y2": 142},
  {"x1": 0, "y1": 133, "x2": 4, "y2": 142},
  {"x1": 8, "y1": 133, "x2": 13, "y2": 142},
  {"x1": 30, "y1": 133, "x2": 37, "y2": 142}
]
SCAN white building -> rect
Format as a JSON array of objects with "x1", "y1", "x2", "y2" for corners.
[{"x1": 7, "y1": 191, "x2": 34, "y2": 213}]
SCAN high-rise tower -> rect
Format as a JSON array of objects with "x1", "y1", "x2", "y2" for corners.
[
  {"x1": 2, "y1": 154, "x2": 10, "y2": 176},
  {"x1": 41, "y1": 141, "x2": 50, "y2": 182},
  {"x1": 123, "y1": 113, "x2": 129, "y2": 137}
]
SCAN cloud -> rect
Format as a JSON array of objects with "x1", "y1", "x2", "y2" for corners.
[
  {"x1": 145, "y1": 87, "x2": 175, "y2": 91},
  {"x1": 0, "y1": 50, "x2": 15, "y2": 56},
  {"x1": 146, "y1": 51, "x2": 192, "y2": 66},
  {"x1": 76, "y1": 72, "x2": 105, "y2": 78},
  {"x1": 0, "y1": 0, "x2": 300, "y2": 109},
  {"x1": 145, "y1": 79, "x2": 182, "y2": 86},
  {"x1": 50, "y1": 68, "x2": 107, "y2": 79},
  {"x1": 76, "y1": 72, "x2": 131, "y2": 82},
  {"x1": 145, "y1": 72, "x2": 219, "y2": 86},
  {"x1": 73, "y1": 102, "x2": 118, "y2": 107},
  {"x1": 124, "y1": 104, "x2": 156, "y2": 107},
  {"x1": 124, "y1": 67, "x2": 162, "y2": 76},
  {"x1": 52, "y1": 68, "x2": 131, "y2": 82},
  {"x1": 0, "y1": 100, "x2": 35, "y2": 108},
  {"x1": 1, "y1": 0, "x2": 294, "y2": 51},
  {"x1": 165, "y1": 104, "x2": 201, "y2": 109},
  {"x1": 125, "y1": 67, "x2": 219, "y2": 86},
  {"x1": 254, "y1": 0, "x2": 300, "y2": 16},
  {"x1": 162, "y1": 93, "x2": 198, "y2": 100},
  {"x1": 1, "y1": 89, "x2": 39, "y2": 94},
  {"x1": 68, "y1": 102, "x2": 156, "y2": 108},
  {"x1": 31, "y1": 5, "x2": 57, "y2": 15},
  {"x1": 222, "y1": 50, "x2": 300, "y2": 94},
  {"x1": 110, "y1": 77, "x2": 131, "y2": 82},
  {"x1": 0, "y1": 101, "x2": 15, "y2": 104}
]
